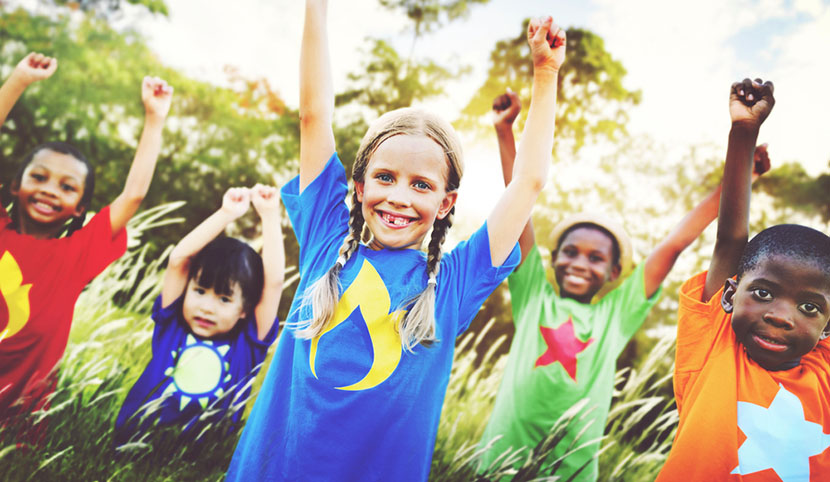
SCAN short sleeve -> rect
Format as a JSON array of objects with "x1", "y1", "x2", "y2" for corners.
[
  {"x1": 675, "y1": 271, "x2": 725, "y2": 374},
  {"x1": 507, "y1": 245, "x2": 550, "y2": 326},
  {"x1": 67, "y1": 206, "x2": 128, "y2": 283},
  {"x1": 280, "y1": 153, "x2": 349, "y2": 277},
  {"x1": 441, "y1": 222, "x2": 520, "y2": 335},
  {"x1": 243, "y1": 313, "x2": 279, "y2": 347},
  {"x1": 599, "y1": 262, "x2": 662, "y2": 341},
  {"x1": 152, "y1": 294, "x2": 181, "y2": 326}
]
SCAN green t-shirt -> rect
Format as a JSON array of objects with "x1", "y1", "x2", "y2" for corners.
[{"x1": 479, "y1": 245, "x2": 660, "y2": 481}]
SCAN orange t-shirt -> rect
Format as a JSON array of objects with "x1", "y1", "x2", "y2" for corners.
[{"x1": 658, "y1": 271, "x2": 830, "y2": 481}]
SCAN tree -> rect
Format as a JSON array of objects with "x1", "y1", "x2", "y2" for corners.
[
  {"x1": 459, "y1": 22, "x2": 642, "y2": 157},
  {"x1": 755, "y1": 162, "x2": 830, "y2": 222}
]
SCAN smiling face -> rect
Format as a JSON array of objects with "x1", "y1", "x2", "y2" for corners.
[
  {"x1": 182, "y1": 277, "x2": 247, "y2": 339},
  {"x1": 354, "y1": 134, "x2": 458, "y2": 251},
  {"x1": 724, "y1": 254, "x2": 830, "y2": 370},
  {"x1": 11, "y1": 149, "x2": 87, "y2": 237},
  {"x1": 553, "y1": 227, "x2": 621, "y2": 303}
]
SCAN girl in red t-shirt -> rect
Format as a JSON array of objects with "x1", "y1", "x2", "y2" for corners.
[{"x1": 0, "y1": 52, "x2": 173, "y2": 423}]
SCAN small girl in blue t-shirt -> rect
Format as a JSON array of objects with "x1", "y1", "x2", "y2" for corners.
[{"x1": 115, "y1": 185, "x2": 284, "y2": 444}]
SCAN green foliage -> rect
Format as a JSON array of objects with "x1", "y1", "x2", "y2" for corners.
[
  {"x1": 755, "y1": 162, "x2": 830, "y2": 222},
  {"x1": 336, "y1": 38, "x2": 468, "y2": 116},
  {"x1": 0, "y1": 7, "x2": 299, "y2": 256},
  {"x1": 379, "y1": 0, "x2": 491, "y2": 37},
  {"x1": 459, "y1": 22, "x2": 641, "y2": 156},
  {"x1": 52, "y1": 0, "x2": 169, "y2": 17}
]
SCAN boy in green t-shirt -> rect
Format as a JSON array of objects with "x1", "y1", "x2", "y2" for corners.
[{"x1": 479, "y1": 89, "x2": 770, "y2": 480}]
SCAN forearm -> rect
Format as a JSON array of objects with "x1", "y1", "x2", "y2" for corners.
[
  {"x1": 704, "y1": 124, "x2": 759, "y2": 299},
  {"x1": 254, "y1": 212, "x2": 285, "y2": 339},
  {"x1": 495, "y1": 123, "x2": 517, "y2": 187},
  {"x1": 169, "y1": 209, "x2": 238, "y2": 266},
  {"x1": 511, "y1": 69, "x2": 557, "y2": 192},
  {"x1": 0, "y1": 73, "x2": 29, "y2": 127},
  {"x1": 299, "y1": 0, "x2": 335, "y2": 190}
]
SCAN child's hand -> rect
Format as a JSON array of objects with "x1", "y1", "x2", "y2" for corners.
[
  {"x1": 527, "y1": 16, "x2": 566, "y2": 73},
  {"x1": 221, "y1": 187, "x2": 251, "y2": 219},
  {"x1": 730, "y1": 78, "x2": 774, "y2": 129},
  {"x1": 751, "y1": 143, "x2": 770, "y2": 182},
  {"x1": 251, "y1": 183, "x2": 280, "y2": 217},
  {"x1": 13, "y1": 52, "x2": 58, "y2": 86},
  {"x1": 492, "y1": 88, "x2": 522, "y2": 128},
  {"x1": 142, "y1": 76, "x2": 173, "y2": 122}
]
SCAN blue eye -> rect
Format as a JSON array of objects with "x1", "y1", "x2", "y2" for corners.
[
  {"x1": 413, "y1": 180, "x2": 431, "y2": 190},
  {"x1": 377, "y1": 173, "x2": 393, "y2": 183}
]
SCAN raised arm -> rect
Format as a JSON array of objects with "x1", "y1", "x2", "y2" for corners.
[
  {"x1": 487, "y1": 17, "x2": 564, "y2": 266},
  {"x1": 701, "y1": 79, "x2": 775, "y2": 301},
  {"x1": 109, "y1": 76, "x2": 173, "y2": 235},
  {"x1": 0, "y1": 53, "x2": 57, "y2": 128},
  {"x1": 161, "y1": 187, "x2": 251, "y2": 307},
  {"x1": 299, "y1": 0, "x2": 336, "y2": 192},
  {"x1": 493, "y1": 88, "x2": 536, "y2": 264},
  {"x1": 251, "y1": 184, "x2": 285, "y2": 341},
  {"x1": 643, "y1": 144, "x2": 771, "y2": 298}
]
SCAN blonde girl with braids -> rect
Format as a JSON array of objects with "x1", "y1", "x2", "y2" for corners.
[{"x1": 226, "y1": 1, "x2": 565, "y2": 480}]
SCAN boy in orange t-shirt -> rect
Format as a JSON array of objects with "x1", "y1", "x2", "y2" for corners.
[{"x1": 657, "y1": 79, "x2": 830, "y2": 480}]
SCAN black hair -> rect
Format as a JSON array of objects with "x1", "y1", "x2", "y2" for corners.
[
  {"x1": 554, "y1": 222, "x2": 621, "y2": 267},
  {"x1": 3, "y1": 141, "x2": 95, "y2": 237},
  {"x1": 188, "y1": 237, "x2": 264, "y2": 315},
  {"x1": 737, "y1": 224, "x2": 830, "y2": 281}
]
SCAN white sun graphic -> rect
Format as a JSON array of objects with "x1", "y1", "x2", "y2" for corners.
[{"x1": 162, "y1": 334, "x2": 232, "y2": 410}]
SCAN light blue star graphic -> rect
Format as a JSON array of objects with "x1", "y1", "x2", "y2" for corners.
[{"x1": 731, "y1": 383, "x2": 830, "y2": 481}]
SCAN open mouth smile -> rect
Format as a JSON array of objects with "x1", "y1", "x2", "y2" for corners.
[
  {"x1": 379, "y1": 211, "x2": 415, "y2": 228},
  {"x1": 751, "y1": 332, "x2": 788, "y2": 352},
  {"x1": 30, "y1": 198, "x2": 60, "y2": 215},
  {"x1": 563, "y1": 273, "x2": 590, "y2": 288}
]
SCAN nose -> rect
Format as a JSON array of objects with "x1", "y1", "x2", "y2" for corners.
[
  {"x1": 39, "y1": 181, "x2": 60, "y2": 198},
  {"x1": 569, "y1": 254, "x2": 590, "y2": 271},
  {"x1": 762, "y1": 302, "x2": 796, "y2": 329},
  {"x1": 386, "y1": 184, "x2": 411, "y2": 207}
]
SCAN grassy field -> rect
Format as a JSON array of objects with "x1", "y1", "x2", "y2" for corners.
[{"x1": 0, "y1": 209, "x2": 679, "y2": 481}]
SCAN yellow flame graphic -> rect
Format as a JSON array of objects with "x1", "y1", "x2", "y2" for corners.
[
  {"x1": 0, "y1": 251, "x2": 32, "y2": 342},
  {"x1": 309, "y1": 259, "x2": 406, "y2": 391}
]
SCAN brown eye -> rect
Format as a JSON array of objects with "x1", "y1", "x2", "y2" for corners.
[
  {"x1": 799, "y1": 303, "x2": 821, "y2": 315},
  {"x1": 751, "y1": 288, "x2": 772, "y2": 301}
]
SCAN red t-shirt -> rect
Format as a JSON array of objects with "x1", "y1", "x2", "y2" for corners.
[
  {"x1": 0, "y1": 207, "x2": 127, "y2": 413},
  {"x1": 658, "y1": 271, "x2": 830, "y2": 481}
]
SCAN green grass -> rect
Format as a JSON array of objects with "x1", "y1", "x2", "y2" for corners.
[{"x1": 0, "y1": 205, "x2": 679, "y2": 481}]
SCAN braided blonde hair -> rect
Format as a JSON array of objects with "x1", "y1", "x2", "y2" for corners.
[{"x1": 297, "y1": 108, "x2": 463, "y2": 352}]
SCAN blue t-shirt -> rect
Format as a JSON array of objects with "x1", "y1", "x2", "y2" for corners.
[
  {"x1": 226, "y1": 153, "x2": 519, "y2": 482},
  {"x1": 115, "y1": 295, "x2": 277, "y2": 442}
]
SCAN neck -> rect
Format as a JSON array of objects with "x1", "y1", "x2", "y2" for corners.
[{"x1": 15, "y1": 207, "x2": 66, "y2": 239}]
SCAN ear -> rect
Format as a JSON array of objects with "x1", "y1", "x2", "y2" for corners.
[
  {"x1": 436, "y1": 190, "x2": 458, "y2": 220},
  {"x1": 608, "y1": 263, "x2": 622, "y2": 282},
  {"x1": 355, "y1": 181, "x2": 364, "y2": 203},
  {"x1": 721, "y1": 278, "x2": 738, "y2": 313},
  {"x1": 72, "y1": 203, "x2": 86, "y2": 217}
]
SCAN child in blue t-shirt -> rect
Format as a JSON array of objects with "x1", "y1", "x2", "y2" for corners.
[
  {"x1": 225, "y1": 2, "x2": 565, "y2": 481},
  {"x1": 114, "y1": 185, "x2": 284, "y2": 444}
]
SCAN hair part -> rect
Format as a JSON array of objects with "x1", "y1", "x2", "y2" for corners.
[
  {"x1": 3, "y1": 141, "x2": 95, "y2": 237},
  {"x1": 188, "y1": 237, "x2": 264, "y2": 315},
  {"x1": 298, "y1": 108, "x2": 463, "y2": 351},
  {"x1": 736, "y1": 224, "x2": 830, "y2": 281},
  {"x1": 554, "y1": 222, "x2": 622, "y2": 267}
]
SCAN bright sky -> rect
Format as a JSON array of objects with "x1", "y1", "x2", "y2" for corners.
[{"x1": 13, "y1": 0, "x2": 830, "y2": 230}]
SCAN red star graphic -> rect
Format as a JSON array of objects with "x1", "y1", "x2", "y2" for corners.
[{"x1": 535, "y1": 317, "x2": 593, "y2": 381}]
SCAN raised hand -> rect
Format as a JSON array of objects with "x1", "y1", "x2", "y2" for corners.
[
  {"x1": 730, "y1": 78, "x2": 774, "y2": 129},
  {"x1": 751, "y1": 143, "x2": 770, "y2": 182},
  {"x1": 492, "y1": 88, "x2": 522, "y2": 128},
  {"x1": 13, "y1": 52, "x2": 58, "y2": 86},
  {"x1": 251, "y1": 183, "x2": 280, "y2": 217},
  {"x1": 527, "y1": 16, "x2": 566, "y2": 73},
  {"x1": 141, "y1": 76, "x2": 173, "y2": 122},
  {"x1": 221, "y1": 187, "x2": 251, "y2": 219}
]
